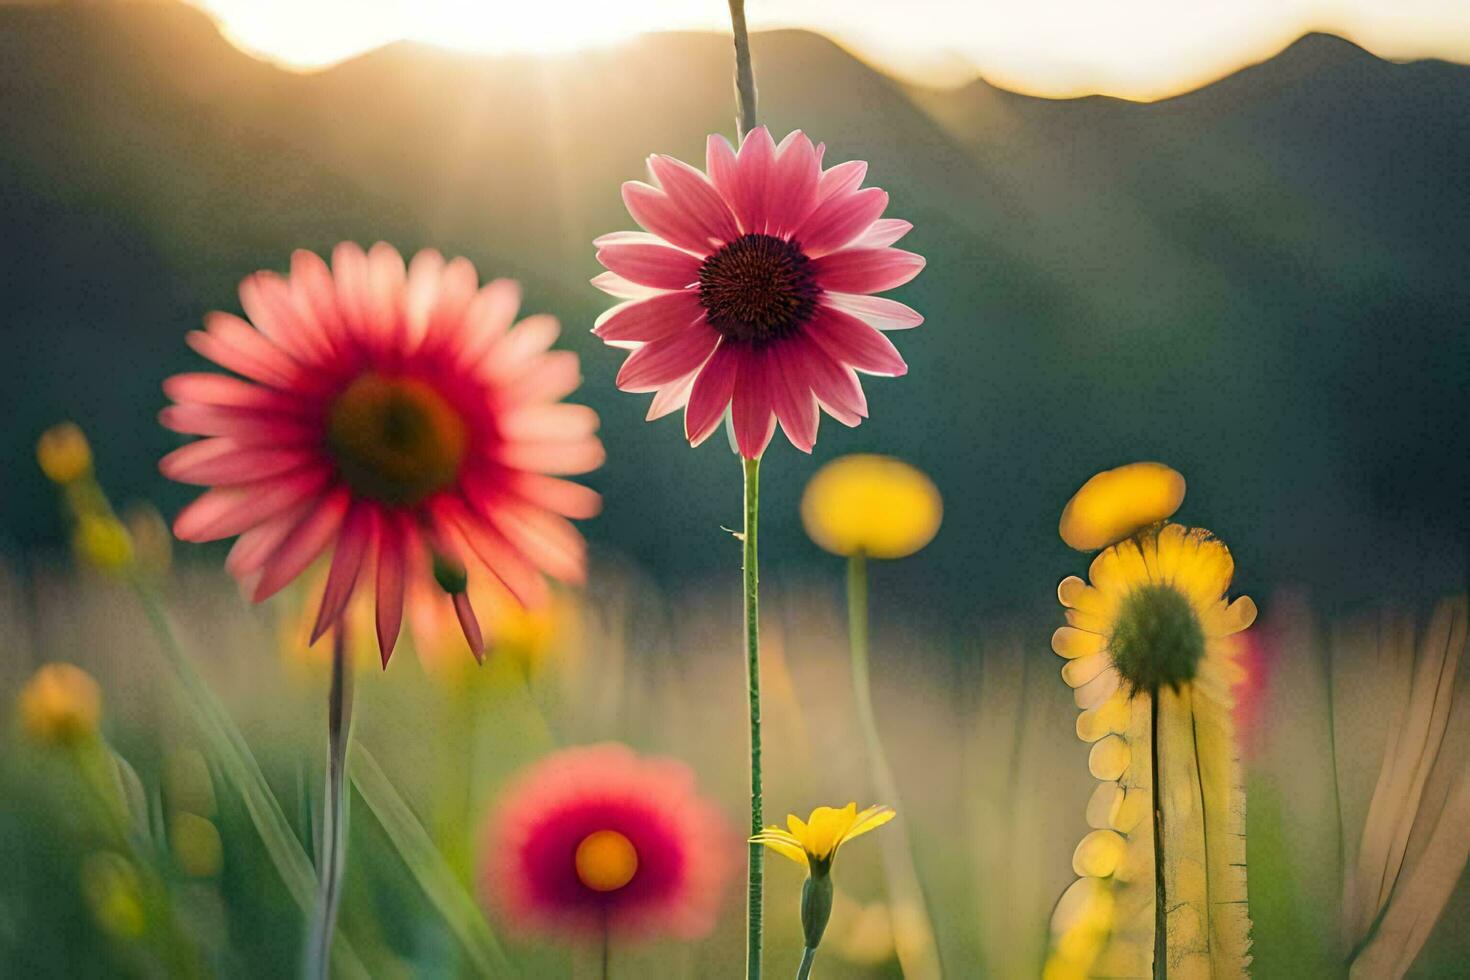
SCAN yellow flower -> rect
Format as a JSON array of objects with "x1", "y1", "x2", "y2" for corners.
[
  {"x1": 18, "y1": 663, "x2": 102, "y2": 745},
  {"x1": 1058, "y1": 461, "x2": 1185, "y2": 552},
  {"x1": 36, "y1": 422, "x2": 93, "y2": 484},
  {"x1": 1054, "y1": 523, "x2": 1256, "y2": 699},
  {"x1": 801, "y1": 455, "x2": 941, "y2": 559},
  {"x1": 753, "y1": 802, "x2": 895, "y2": 874}
]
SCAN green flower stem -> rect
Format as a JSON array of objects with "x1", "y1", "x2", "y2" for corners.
[
  {"x1": 796, "y1": 946, "x2": 816, "y2": 980},
  {"x1": 743, "y1": 454, "x2": 765, "y2": 979},
  {"x1": 306, "y1": 625, "x2": 354, "y2": 980},
  {"x1": 726, "y1": 0, "x2": 758, "y2": 138},
  {"x1": 846, "y1": 553, "x2": 941, "y2": 978}
]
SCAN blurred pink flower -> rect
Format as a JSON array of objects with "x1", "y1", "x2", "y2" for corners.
[
  {"x1": 482, "y1": 744, "x2": 734, "y2": 942},
  {"x1": 592, "y1": 127, "x2": 925, "y2": 458},
  {"x1": 160, "y1": 243, "x2": 603, "y2": 666}
]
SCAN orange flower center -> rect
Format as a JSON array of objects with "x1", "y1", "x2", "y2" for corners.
[
  {"x1": 327, "y1": 373, "x2": 467, "y2": 505},
  {"x1": 698, "y1": 233, "x2": 819, "y2": 345},
  {"x1": 574, "y1": 829, "x2": 639, "y2": 892}
]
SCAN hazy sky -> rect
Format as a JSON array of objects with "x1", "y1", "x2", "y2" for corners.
[{"x1": 182, "y1": 0, "x2": 1470, "y2": 99}]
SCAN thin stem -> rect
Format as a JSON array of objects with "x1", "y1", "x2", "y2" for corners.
[
  {"x1": 601, "y1": 916, "x2": 610, "y2": 980},
  {"x1": 845, "y1": 555, "x2": 941, "y2": 978},
  {"x1": 1151, "y1": 690, "x2": 1165, "y2": 980},
  {"x1": 726, "y1": 0, "x2": 758, "y2": 138},
  {"x1": 306, "y1": 625, "x2": 354, "y2": 980},
  {"x1": 743, "y1": 454, "x2": 764, "y2": 980},
  {"x1": 796, "y1": 946, "x2": 816, "y2": 980}
]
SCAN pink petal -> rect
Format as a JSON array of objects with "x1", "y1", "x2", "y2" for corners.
[
  {"x1": 364, "y1": 241, "x2": 408, "y2": 351},
  {"x1": 789, "y1": 337, "x2": 868, "y2": 424},
  {"x1": 331, "y1": 242, "x2": 373, "y2": 348},
  {"x1": 593, "y1": 291, "x2": 704, "y2": 347},
  {"x1": 451, "y1": 278, "x2": 523, "y2": 365},
  {"x1": 730, "y1": 349, "x2": 776, "y2": 459},
  {"x1": 622, "y1": 181, "x2": 722, "y2": 256},
  {"x1": 498, "y1": 403, "x2": 600, "y2": 443},
  {"x1": 589, "y1": 271, "x2": 663, "y2": 300},
  {"x1": 493, "y1": 438, "x2": 606, "y2": 476},
  {"x1": 158, "y1": 404, "x2": 317, "y2": 444},
  {"x1": 159, "y1": 438, "x2": 316, "y2": 486},
  {"x1": 497, "y1": 351, "x2": 581, "y2": 407},
  {"x1": 647, "y1": 371, "x2": 695, "y2": 421},
  {"x1": 224, "y1": 500, "x2": 312, "y2": 578},
  {"x1": 805, "y1": 308, "x2": 908, "y2": 377},
  {"x1": 476, "y1": 314, "x2": 560, "y2": 383},
  {"x1": 706, "y1": 134, "x2": 742, "y2": 226},
  {"x1": 614, "y1": 321, "x2": 720, "y2": 392},
  {"x1": 289, "y1": 250, "x2": 345, "y2": 354},
  {"x1": 823, "y1": 292, "x2": 924, "y2": 330},
  {"x1": 311, "y1": 503, "x2": 376, "y2": 643},
  {"x1": 732, "y1": 126, "x2": 776, "y2": 234},
  {"x1": 239, "y1": 271, "x2": 331, "y2": 365},
  {"x1": 647, "y1": 155, "x2": 739, "y2": 246},
  {"x1": 403, "y1": 248, "x2": 446, "y2": 349},
  {"x1": 188, "y1": 313, "x2": 302, "y2": 389},
  {"x1": 440, "y1": 500, "x2": 550, "y2": 609},
  {"x1": 793, "y1": 187, "x2": 890, "y2": 257},
  {"x1": 506, "y1": 473, "x2": 602, "y2": 520},
  {"x1": 489, "y1": 504, "x2": 587, "y2": 585},
  {"x1": 851, "y1": 218, "x2": 912, "y2": 249},
  {"x1": 766, "y1": 131, "x2": 821, "y2": 237},
  {"x1": 596, "y1": 244, "x2": 703, "y2": 290},
  {"x1": 770, "y1": 343, "x2": 819, "y2": 453},
  {"x1": 172, "y1": 468, "x2": 331, "y2": 543},
  {"x1": 453, "y1": 592, "x2": 485, "y2": 663},
  {"x1": 817, "y1": 160, "x2": 868, "y2": 203},
  {"x1": 684, "y1": 341, "x2": 741, "y2": 446},
  {"x1": 375, "y1": 514, "x2": 407, "y2": 667},
  {"x1": 811, "y1": 247, "x2": 925, "y2": 294},
  {"x1": 253, "y1": 487, "x2": 352, "y2": 602},
  {"x1": 163, "y1": 373, "x2": 311, "y2": 414},
  {"x1": 420, "y1": 256, "x2": 480, "y2": 352}
]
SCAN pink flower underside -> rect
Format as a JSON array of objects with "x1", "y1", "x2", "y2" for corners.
[
  {"x1": 160, "y1": 243, "x2": 604, "y2": 664},
  {"x1": 484, "y1": 744, "x2": 734, "y2": 941},
  {"x1": 593, "y1": 127, "x2": 925, "y2": 458}
]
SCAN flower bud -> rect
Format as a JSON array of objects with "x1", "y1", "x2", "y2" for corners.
[{"x1": 801, "y1": 871, "x2": 835, "y2": 950}]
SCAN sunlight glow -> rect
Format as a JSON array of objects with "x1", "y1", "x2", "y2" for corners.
[{"x1": 183, "y1": 0, "x2": 1470, "y2": 99}]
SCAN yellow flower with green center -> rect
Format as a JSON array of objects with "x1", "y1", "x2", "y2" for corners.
[
  {"x1": 800, "y1": 455, "x2": 942, "y2": 559},
  {"x1": 753, "y1": 803, "x2": 895, "y2": 978},
  {"x1": 1048, "y1": 465, "x2": 1256, "y2": 979}
]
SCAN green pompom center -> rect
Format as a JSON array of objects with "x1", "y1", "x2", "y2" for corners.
[{"x1": 1110, "y1": 584, "x2": 1204, "y2": 693}]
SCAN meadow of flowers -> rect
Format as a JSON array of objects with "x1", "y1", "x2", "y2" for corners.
[{"x1": 4, "y1": 4, "x2": 1470, "y2": 979}]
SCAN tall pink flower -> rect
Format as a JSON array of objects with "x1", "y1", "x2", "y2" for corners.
[
  {"x1": 592, "y1": 127, "x2": 924, "y2": 459},
  {"x1": 482, "y1": 744, "x2": 734, "y2": 942},
  {"x1": 160, "y1": 242, "x2": 603, "y2": 666}
]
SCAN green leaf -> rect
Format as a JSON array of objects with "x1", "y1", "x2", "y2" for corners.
[{"x1": 350, "y1": 744, "x2": 511, "y2": 975}]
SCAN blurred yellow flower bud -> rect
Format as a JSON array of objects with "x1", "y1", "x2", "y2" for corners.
[
  {"x1": 19, "y1": 663, "x2": 101, "y2": 745},
  {"x1": 1058, "y1": 461, "x2": 1185, "y2": 552},
  {"x1": 801, "y1": 455, "x2": 942, "y2": 559},
  {"x1": 72, "y1": 512, "x2": 135, "y2": 573},
  {"x1": 36, "y1": 422, "x2": 92, "y2": 484},
  {"x1": 123, "y1": 502, "x2": 172, "y2": 577},
  {"x1": 164, "y1": 749, "x2": 216, "y2": 818},
  {"x1": 170, "y1": 811, "x2": 223, "y2": 877},
  {"x1": 81, "y1": 852, "x2": 146, "y2": 939}
]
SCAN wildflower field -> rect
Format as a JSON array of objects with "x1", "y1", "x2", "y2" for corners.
[{"x1": 4, "y1": 2, "x2": 1470, "y2": 978}]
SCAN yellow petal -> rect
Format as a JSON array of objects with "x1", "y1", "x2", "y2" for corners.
[
  {"x1": 1077, "y1": 691, "x2": 1131, "y2": 743},
  {"x1": 1059, "y1": 462, "x2": 1185, "y2": 551},
  {"x1": 1086, "y1": 783, "x2": 1126, "y2": 829},
  {"x1": 1062, "y1": 652, "x2": 1111, "y2": 688},
  {"x1": 1072, "y1": 829, "x2": 1127, "y2": 878},
  {"x1": 1074, "y1": 666, "x2": 1122, "y2": 710},
  {"x1": 1052, "y1": 625, "x2": 1105, "y2": 659},
  {"x1": 841, "y1": 805, "x2": 896, "y2": 846},
  {"x1": 751, "y1": 832, "x2": 809, "y2": 868},
  {"x1": 1089, "y1": 734, "x2": 1131, "y2": 781}
]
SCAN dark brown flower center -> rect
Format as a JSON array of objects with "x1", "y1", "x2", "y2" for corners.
[
  {"x1": 698, "y1": 233, "x2": 819, "y2": 345},
  {"x1": 327, "y1": 373, "x2": 467, "y2": 505}
]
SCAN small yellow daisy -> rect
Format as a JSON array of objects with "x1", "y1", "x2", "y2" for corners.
[
  {"x1": 752, "y1": 802, "x2": 895, "y2": 874},
  {"x1": 19, "y1": 663, "x2": 102, "y2": 745}
]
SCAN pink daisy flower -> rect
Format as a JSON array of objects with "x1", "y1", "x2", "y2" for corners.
[
  {"x1": 482, "y1": 744, "x2": 734, "y2": 942},
  {"x1": 160, "y1": 242, "x2": 604, "y2": 666},
  {"x1": 592, "y1": 127, "x2": 925, "y2": 459}
]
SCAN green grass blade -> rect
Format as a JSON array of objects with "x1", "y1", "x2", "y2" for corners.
[
  {"x1": 350, "y1": 744, "x2": 511, "y2": 975},
  {"x1": 131, "y1": 580, "x2": 371, "y2": 980}
]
